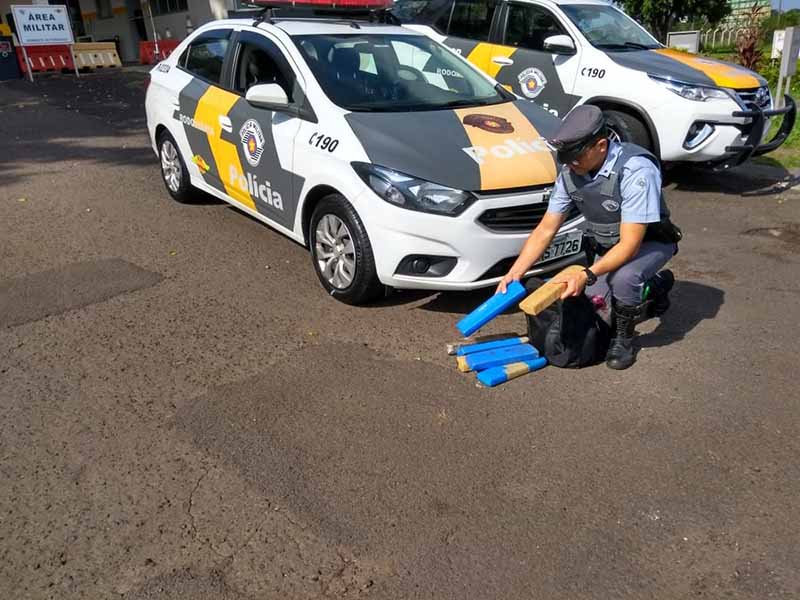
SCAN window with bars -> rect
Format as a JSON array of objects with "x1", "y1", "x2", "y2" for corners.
[{"x1": 150, "y1": 0, "x2": 189, "y2": 16}]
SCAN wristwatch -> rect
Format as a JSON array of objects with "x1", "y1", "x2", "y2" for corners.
[{"x1": 583, "y1": 267, "x2": 598, "y2": 286}]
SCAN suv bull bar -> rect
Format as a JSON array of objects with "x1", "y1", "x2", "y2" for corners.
[{"x1": 715, "y1": 93, "x2": 797, "y2": 170}]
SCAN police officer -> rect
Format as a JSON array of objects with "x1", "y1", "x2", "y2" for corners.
[{"x1": 497, "y1": 105, "x2": 679, "y2": 370}]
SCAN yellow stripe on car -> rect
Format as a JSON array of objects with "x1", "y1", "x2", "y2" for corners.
[
  {"x1": 467, "y1": 42, "x2": 516, "y2": 78},
  {"x1": 654, "y1": 49, "x2": 761, "y2": 89},
  {"x1": 193, "y1": 87, "x2": 256, "y2": 210}
]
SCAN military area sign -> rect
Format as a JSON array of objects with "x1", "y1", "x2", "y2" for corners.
[{"x1": 11, "y1": 4, "x2": 74, "y2": 46}]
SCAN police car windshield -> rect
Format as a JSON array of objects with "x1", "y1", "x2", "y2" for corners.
[
  {"x1": 561, "y1": 5, "x2": 661, "y2": 51},
  {"x1": 293, "y1": 34, "x2": 509, "y2": 112}
]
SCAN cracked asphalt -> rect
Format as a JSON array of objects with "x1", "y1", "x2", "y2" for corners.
[{"x1": 1, "y1": 70, "x2": 800, "y2": 600}]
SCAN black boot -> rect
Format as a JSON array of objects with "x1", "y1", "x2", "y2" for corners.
[
  {"x1": 645, "y1": 269, "x2": 675, "y2": 319},
  {"x1": 606, "y1": 301, "x2": 644, "y2": 370}
]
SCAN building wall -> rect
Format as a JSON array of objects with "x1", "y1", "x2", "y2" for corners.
[
  {"x1": 0, "y1": 0, "x2": 16, "y2": 31},
  {"x1": 78, "y1": 0, "x2": 139, "y2": 62},
  {"x1": 724, "y1": 0, "x2": 771, "y2": 26},
  {"x1": 2, "y1": 0, "x2": 240, "y2": 62},
  {"x1": 142, "y1": 0, "x2": 234, "y2": 43}
]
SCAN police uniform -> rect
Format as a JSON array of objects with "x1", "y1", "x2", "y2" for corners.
[{"x1": 546, "y1": 105, "x2": 679, "y2": 369}]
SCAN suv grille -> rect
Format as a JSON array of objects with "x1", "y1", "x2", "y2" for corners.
[
  {"x1": 478, "y1": 203, "x2": 581, "y2": 233},
  {"x1": 736, "y1": 86, "x2": 771, "y2": 110}
]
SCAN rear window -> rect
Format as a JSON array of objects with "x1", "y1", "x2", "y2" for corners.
[{"x1": 181, "y1": 32, "x2": 230, "y2": 84}]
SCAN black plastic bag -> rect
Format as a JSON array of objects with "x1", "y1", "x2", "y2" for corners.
[{"x1": 524, "y1": 278, "x2": 611, "y2": 368}]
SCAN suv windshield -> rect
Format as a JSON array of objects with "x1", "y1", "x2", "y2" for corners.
[
  {"x1": 561, "y1": 5, "x2": 661, "y2": 51},
  {"x1": 293, "y1": 33, "x2": 509, "y2": 112}
]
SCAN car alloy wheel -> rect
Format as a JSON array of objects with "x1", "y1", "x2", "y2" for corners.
[
  {"x1": 160, "y1": 139, "x2": 182, "y2": 193},
  {"x1": 314, "y1": 213, "x2": 356, "y2": 289}
]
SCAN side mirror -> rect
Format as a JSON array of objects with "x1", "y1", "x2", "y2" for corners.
[
  {"x1": 245, "y1": 83, "x2": 289, "y2": 109},
  {"x1": 544, "y1": 34, "x2": 576, "y2": 55}
]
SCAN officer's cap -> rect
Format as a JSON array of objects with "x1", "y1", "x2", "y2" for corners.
[{"x1": 547, "y1": 105, "x2": 606, "y2": 164}]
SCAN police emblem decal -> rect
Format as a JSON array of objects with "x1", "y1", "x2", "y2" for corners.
[
  {"x1": 518, "y1": 67, "x2": 548, "y2": 99},
  {"x1": 240, "y1": 119, "x2": 265, "y2": 167},
  {"x1": 462, "y1": 113, "x2": 515, "y2": 133},
  {"x1": 602, "y1": 199, "x2": 621, "y2": 212}
]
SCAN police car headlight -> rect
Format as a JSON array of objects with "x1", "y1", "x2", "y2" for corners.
[
  {"x1": 649, "y1": 75, "x2": 730, "y2": 102},
  {"x1": 352, "y1": 162, "x2": 475, "y2": 216}
]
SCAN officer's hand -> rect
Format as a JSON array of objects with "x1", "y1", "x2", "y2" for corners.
[
  {"x1": 552, "y1": 270, "x2": 588, "y2": 300},
  {"x1": 496, "y1": 271, "x2": 521, "y2": 294}
]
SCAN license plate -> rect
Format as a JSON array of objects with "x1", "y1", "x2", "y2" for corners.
[{"x1": 538, "y1": 230, "x2": 583, "y2": 264}]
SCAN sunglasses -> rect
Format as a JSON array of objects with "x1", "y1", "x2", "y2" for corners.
[{"x1": 550, "y1": 134, "x2": 604, "y2": 166}]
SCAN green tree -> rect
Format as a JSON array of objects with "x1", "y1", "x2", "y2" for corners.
[{"x1": 619, "y1": 0, "x2": 731, "y2": 43}]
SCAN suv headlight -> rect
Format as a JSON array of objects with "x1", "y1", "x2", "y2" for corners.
[
  {"x1": 649, "y1": 75, "x2": 730, "y2": 102},
  {"x1": 352, "y1": 162, "x2": 476, "y2": 216}
]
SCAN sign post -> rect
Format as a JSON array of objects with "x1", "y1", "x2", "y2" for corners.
[
  {"x1": 142, "y1": 0, "x2": 160, "y2": 61},
  {"x1": 776, "y1": 27, "x2": 800, "y2": 107},
  {"x1": 11, "y1": 4, "x2": 77, "y2": 82},
  {"x1": 19, "y1": 40, "x2": 33, "y2": 82},
  {"x1": 772, "y1": 29, "x2": 786, "y2": 60}
]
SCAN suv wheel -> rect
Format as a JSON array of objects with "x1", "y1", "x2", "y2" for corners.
[
  {"x1": 158, "y1": 131, "x2": 194, "y2": 203},
  {"x1": 602, "y1": 109, "x2": 653, "y2": 153},
  {"x1": 309, "y1": 194, "x2": 384, "y2": 305}
]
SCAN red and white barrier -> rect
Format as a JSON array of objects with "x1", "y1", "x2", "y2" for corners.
[
  {"x1": 15, "y1": 44, "x2": 75, "y2": 74},
  {"x1": 139, "y1": 40, "x2": 181, "y2": 65}
]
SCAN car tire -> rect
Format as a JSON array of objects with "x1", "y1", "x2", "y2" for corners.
[
  {"x1": 309, "y1": 194, "x2": 384, "y2": 305},
  {"x1": 158, "y1": 130, "x2": 194, "y2": 203},
  {"x1": 601, "y1": 109, "x2": 653, "y2": 152}
]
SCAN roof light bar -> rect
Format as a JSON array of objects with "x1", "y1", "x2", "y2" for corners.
[{"x1": 245, "y1": 0, "x2": 393, "y2": 9}]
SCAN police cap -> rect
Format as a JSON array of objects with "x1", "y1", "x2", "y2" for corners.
[{"x1": 547, "y1": 105, "x2": 607, "y2": 164}]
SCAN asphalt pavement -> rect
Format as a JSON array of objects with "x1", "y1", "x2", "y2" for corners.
[{"x1": 1, "y1": 70, "x2": 799, "y2": 600}]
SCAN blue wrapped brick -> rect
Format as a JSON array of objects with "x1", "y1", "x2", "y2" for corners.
[
  {"x1": 457, "y1": 343, "x2": 539, "y2": 373},
  {"x1": 456, "y1": 281, "x2": 527, "y2": 337},
  {"x1": 477, "y1": 357, "x2": 548, "y2": 387},
  {"x1": 455, "y1": 336, "x2": 529, "y2": 356}
]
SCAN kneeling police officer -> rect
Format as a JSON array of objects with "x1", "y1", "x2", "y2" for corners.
[{"x1": 498, "y1": 105, "x2": 680, "y2": 370}]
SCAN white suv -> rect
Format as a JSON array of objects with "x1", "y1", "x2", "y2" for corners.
[
  {"x1": 397, "y1": 0, "x2": 796, "y2": 168},
  {"x1": 145, "y1": 15, "x2": 585, "y2": 303}
]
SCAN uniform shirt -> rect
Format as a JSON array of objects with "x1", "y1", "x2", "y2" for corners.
[{"x1": 547, "y1": 141, "x2": 662, "y2": 224}]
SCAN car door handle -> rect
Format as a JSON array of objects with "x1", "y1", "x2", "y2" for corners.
[
  {"x1": 491, "y1": 56, "x2": 514, "y2": 66},
  {"x1": 218, "y1": 115, "x2": 233, "y2": 133}
]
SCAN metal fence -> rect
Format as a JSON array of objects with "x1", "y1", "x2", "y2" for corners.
[{"x1": 700, "y1": 27, "x2": 747, "y2": 48}]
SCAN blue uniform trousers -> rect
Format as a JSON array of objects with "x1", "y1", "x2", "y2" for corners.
[{"x1": 586, "y1": 241, "x2": 676, "y2": 306}]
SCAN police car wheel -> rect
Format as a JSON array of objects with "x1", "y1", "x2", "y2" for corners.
[
  {"x1": 310, "y1": 195, "x2": 383, "y2": 305},
  {"x1": 602, "y1": 109, "x2": 652, "y2": 152},
  {"x1": 158, "y1": 131, "x2": 193, "y2": 203}
]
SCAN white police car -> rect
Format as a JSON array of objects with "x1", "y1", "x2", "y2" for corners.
[
  {"x1": 145, "y1": 6, "x2": 586, "y2": 304},
  {"x1": 396, "y1": 0, "x2": 796, "y2": 168}
]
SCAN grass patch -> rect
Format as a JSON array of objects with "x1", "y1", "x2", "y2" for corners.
[
  {"x1": 752, "y1": 59, "x2": 800, "y2": 169},
  {"x1": 755, "y1": 147, "x2": 800, "y2": 169},
  {"x1": 756, "y1": 104, "x2": 800, "y2": 170}
]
